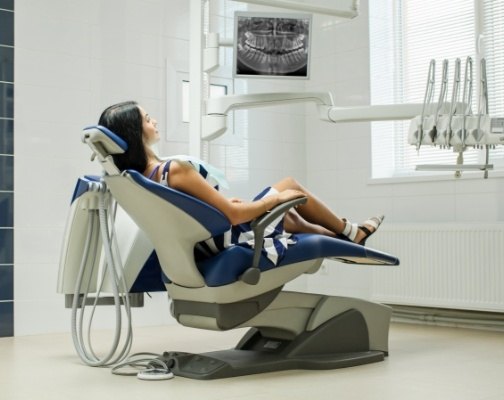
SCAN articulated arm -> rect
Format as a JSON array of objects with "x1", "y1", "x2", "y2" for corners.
[
  {"x1": 320, "y1": 103, "x2": 424, "y2": 123},
  {"x1": 203, "y1": 92, "x2": 426, "y2": 140},
  {"x1": 206, "y1": 92, "x2": 334, "y2": 115},
  {"x1": 203, "y1": 92, "x2": 334, "y2": 140}
]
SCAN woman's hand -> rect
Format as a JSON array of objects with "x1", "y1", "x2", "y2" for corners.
[{"x1": 277, "y1": 189, "x2": 306, "y2": 203}]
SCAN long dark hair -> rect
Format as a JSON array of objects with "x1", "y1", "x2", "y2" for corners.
[{"x1": 98, "y1": 101, "x2": 147, "y2": 172}]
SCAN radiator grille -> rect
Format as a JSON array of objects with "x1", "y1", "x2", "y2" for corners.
[{"x1": 369, "y1": 224, "x2": 504, "y2": 312}]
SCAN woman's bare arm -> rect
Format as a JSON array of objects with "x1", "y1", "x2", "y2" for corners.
[{"x1": 167, "y1": 161, "x2": 303, "y2": 225}]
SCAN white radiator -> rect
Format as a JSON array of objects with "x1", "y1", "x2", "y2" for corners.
[{"x1": 369, "y1": 223, "x2": 504, "y2": 312}]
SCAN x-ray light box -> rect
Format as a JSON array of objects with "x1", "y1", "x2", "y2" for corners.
[{"x1": 233, "y1": 12, "x2": 312, "y2": 79}]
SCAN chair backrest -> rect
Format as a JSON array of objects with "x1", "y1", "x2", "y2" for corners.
[
  {"x1": 105, "y1": 171, "x2": 230, "y2": 287},
  {"x1": 82, "y1": 125, "x2": 231, "y2": 288}
]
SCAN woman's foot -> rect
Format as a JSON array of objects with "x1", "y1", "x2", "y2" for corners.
[{"x1": 340, "y1": 215, "x2": 385, "y2": 246}]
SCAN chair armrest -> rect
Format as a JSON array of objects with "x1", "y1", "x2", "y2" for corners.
[{"x1": 239, "y1": 196, "x2": 308, "y2": 285}]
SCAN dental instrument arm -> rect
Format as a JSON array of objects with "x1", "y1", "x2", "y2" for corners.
[
  {"x1": 203, "y1": 91, "x2": 425, "y2": 140},
  {"x1": 206, "y1": 92, "x2": 335, "y2": 116},
  {"x1": 203, "y1": 92, "x2": 334, "y2": 140},
  {"x1": 206, "y1": 92, "x2": 427, "y2": 121},
  {"x1": 320, "y1": 104, "x2": 425, "y2": 123}
]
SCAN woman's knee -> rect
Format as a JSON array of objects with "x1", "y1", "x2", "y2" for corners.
[{"x1": 274, "y1": 176, "x2": 303, "y2": 192}]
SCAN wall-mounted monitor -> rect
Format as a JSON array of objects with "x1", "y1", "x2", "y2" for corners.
[{"x1": 233, "y1": 12, "x2": 312, "y2": 79}]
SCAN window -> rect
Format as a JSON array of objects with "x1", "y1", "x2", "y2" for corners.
[{"x1": 369, "y1": 0, "x2": 504, "y2": 179}]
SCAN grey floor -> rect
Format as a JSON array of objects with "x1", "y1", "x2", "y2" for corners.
[{"x1": 1, "y1": 322, "x2": 504, "y2": 400}]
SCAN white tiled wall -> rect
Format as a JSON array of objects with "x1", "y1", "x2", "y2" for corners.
[
  {"x1": 17, "y1": 0, "x2": 501, "y2": 336},
  {"x1": 304, "y1": 0, "x2": 504, "y2": 298},
  {"x1": 14, "y1": 0, "x2": 308, "y2": 335}
]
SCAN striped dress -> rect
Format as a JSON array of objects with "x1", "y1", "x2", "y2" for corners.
[{"x1": 147, "y1": 157, "x2": 296, "y2": 265}]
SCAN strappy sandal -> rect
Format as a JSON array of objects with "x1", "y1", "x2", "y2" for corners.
[{"x1": 340, "y1": 215, "x2": 385, "y2": 246}]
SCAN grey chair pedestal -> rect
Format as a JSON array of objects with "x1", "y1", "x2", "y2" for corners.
[{"x1": 164, "y1": 292, "x2": 392, "y2": 379}]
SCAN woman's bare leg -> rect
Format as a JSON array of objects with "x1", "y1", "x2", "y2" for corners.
[
  {"x1": 284, "y1": 209, "x2": 336, "y2": 236},
  {"x1": 272, "y1": 177, "x2": 373, "y2": 243}
]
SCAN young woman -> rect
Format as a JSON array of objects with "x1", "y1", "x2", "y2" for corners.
[{"x1": 98, "y1": 101, "x2": 383, "y2": 264}]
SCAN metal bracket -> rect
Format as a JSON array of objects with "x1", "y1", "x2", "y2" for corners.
[{"x1": 65, "y1": 293, "x2": 144, "y2": 309}]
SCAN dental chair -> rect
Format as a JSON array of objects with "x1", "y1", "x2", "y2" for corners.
[{"x1": 59, "y1": 125, "x2": 399, "y2": 380}]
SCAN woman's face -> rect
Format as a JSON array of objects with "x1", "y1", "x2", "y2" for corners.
[{"x1": 139, "y1": 106, "x2": 159, "y2": 145}]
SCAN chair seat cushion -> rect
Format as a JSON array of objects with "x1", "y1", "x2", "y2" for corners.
[{"x1": 197, "y1": 233, "x2": 399, "y2": 287}]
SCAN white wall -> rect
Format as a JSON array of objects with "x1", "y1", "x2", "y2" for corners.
[
  {"x1": 304, "y1": 0, "x2": 504, "y2": 299},
  {"x1": 14, "y1": 0, "x2": 189, "y2": 336},
  {"x1": 14, "y1": 0, "x2": 308, "y2": 335},
  {"x1": 16, "y1": 0, "x2": 502, "y2": 336}
]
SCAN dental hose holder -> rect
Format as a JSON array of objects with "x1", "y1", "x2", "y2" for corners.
[{"x1": 411, "y1": 57, "x2": 498, "y2": 179}]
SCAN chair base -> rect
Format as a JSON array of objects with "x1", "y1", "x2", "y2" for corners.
[{"x1": 160, "y1": 309, "x2": 387, "y2": 380}]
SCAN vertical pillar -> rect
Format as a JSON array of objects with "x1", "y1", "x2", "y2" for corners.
[{"x1": 189, "y1": 0, "x2": 204, "y2": 158}]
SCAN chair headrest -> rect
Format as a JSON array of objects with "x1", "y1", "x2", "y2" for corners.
[
  {"x1": 82, "y1": 125, "x2": 127, "y2": 175},
  {"x1": 83, "y1": 125, "x2": 128, "y2": 155}
]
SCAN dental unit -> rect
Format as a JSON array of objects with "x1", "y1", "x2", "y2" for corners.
[
  {"x1": 57, "y1": 94, "x2": 414, "y2": 378},
  {"x1": 58, "y1": 82, "x2": 422, "y2": 379},
  {"x1": 59, "y1": 0, "x2": 480, "y2": 381},
  {"x1": 58, "y1": 123, "x2": 399, "y2": 379}
]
